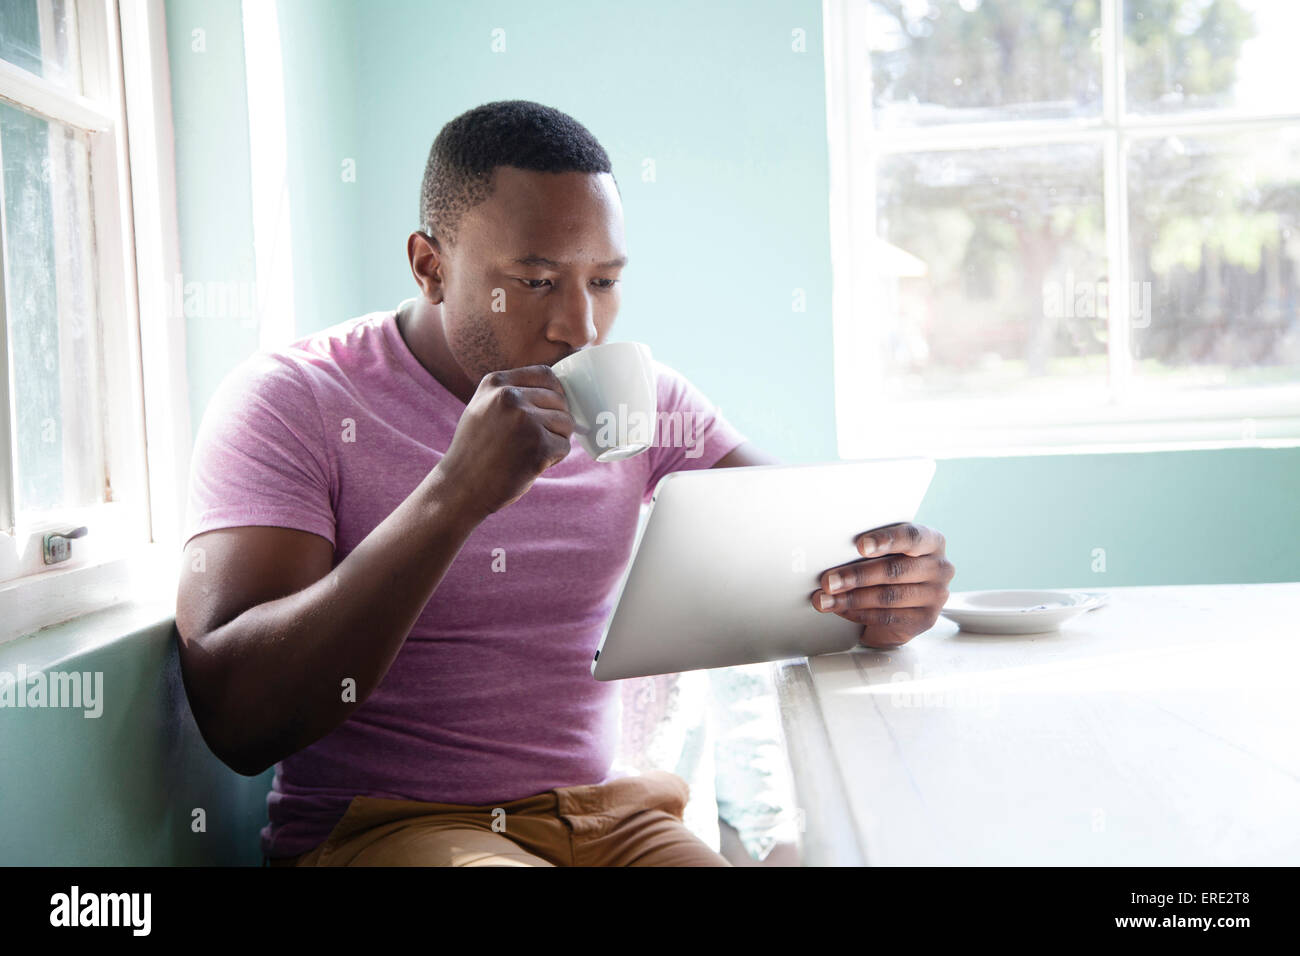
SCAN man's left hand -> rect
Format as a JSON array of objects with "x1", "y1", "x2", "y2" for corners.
[{"x1": 810, "y1": 522, "x2": 955, "y2": 649}]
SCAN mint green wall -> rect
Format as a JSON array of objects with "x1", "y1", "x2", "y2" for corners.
[
  {"x1": 275, "y1": 0, "x2": 367, "y2": 333},
  {"x1": 0, "y1": 608, "x2": 274, "y2": 865},
  {"x1": 923, "y1": 447, "x2": 1298, "y2": 590},
  {"x1": 165, "y1": 0, "x2": 1299, "y2": 589}
]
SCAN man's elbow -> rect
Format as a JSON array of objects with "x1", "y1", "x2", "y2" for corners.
[
  {"x1": 172, "y1": 624, "x2": 277, "y2": 777},
  {"x1": 225, "y1": 752, "x2": 276, "y2": 778},
  {"x1": 198, "y1": 716, "x2": 279, "y2": 778}
]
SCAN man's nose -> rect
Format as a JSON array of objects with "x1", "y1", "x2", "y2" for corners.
[{"x1": 547, "y1": 283, "x2": 599, "y2": 349}]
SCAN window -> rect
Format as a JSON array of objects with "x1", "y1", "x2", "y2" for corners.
[
  {"x1": 0, "y1": 0, "x2": 184, "y2": 641},
  {"x1": 824, "y1": 0, "x2": 1300, "y2": 456}
]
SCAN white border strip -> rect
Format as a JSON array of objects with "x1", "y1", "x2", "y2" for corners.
[
  {"x1": 242, "y1": 0, "x2": 295, "y2": 349},
  {"x1": 118, "y1": 0, "x2": 192, "y2": 550}
]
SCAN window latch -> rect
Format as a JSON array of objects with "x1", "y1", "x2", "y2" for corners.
[{"x1": 42, "y1": 526, "x2": 88, "y2": 565}]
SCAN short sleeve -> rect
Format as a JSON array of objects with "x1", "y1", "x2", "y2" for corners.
[
  {"x1": 183, "y1": 352, "x2": 337, "y2": 550},
  {"x1": 641, "y1": 359, "x2": 749, "y2": 504}
]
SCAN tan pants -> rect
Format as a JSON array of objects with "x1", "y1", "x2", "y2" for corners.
[{"x1": 266, "y1": 770, "x2": 731, "y2": 867}]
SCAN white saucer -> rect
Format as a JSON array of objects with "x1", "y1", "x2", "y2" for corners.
[{"x1": 940, "y1": 589, "x2": 1105, "y2": 634}]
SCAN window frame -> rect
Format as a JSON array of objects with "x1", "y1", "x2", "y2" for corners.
[
  {"x1": 822, "y1": 0, "x2": 1300, "y2": 459},
  {"x1": 0, "y1": 0, "x2": 188, "y2": 644}
]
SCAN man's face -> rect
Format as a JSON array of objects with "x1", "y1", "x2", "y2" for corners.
[{"x1": 432, "y1": 166, "x2": 627, "y2": 381}]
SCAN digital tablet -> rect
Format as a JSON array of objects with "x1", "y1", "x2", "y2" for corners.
[{"x1": 591, "y1": 457, "x2": 937, "y2": 680}]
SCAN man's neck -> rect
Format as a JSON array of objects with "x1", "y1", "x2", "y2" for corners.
[{"x1": 396, "y1": 297, "x2": 477, "y2": 405}]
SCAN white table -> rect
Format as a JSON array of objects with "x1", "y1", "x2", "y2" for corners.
[{"x1": 773, "y1": 583, "x2": 1300, "y2": 866}]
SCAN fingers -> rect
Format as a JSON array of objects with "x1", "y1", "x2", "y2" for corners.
[
  {"x1": 818, "y1": 552, "x2": 955, "y2": 596},
  {"x1": 481, "y1": 365, "x2": 567, "y2": 400},
  {"x1": 508, "y1": 385, "x2": 573, "y2": 418},
  {"x1": 807, "y1": 523, "x2": 954, "y2": 649},
  {"x1": 856, "y1": 522, "x2": 945, "y2": 558},
  {"x1": 478, "y1": 373, "x2": 576, "y2": 463},
  {"x1": 485, "y1": 379, "x2": 574, "y2": 431},
  {"x1": 539, "y1": 429, "x2": 575, "y2": 469},
  {"x1": 851, "y1": 609, "x2": 935, "y2": 648},
  {"x1": 533, "y1": 406, "x2": 576, "y2": 439},
  {"x1": 811, "y1": 580, "x2": 949, "y2": 615}
]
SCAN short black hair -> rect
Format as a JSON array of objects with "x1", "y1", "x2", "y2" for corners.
[{"x1": 419, "y1": 100, "x2": 614, "y2": 246}]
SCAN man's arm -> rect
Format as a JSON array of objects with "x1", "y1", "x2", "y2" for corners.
[
  {"x1": 175, "y1": 365, "x2": 574, "y2": 776},
  {"x1": 175, "y1": 468, "x2": 485, "y2": 776},
  {"x1": 712, "y1": 441, "x2": 783, "y2": 469}
]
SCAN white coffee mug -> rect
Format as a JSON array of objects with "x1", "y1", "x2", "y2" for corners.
[{"x1": 552, "y1": 342, "x2": 657, "y2": 463}]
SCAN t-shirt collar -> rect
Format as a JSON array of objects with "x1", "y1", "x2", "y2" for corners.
[{"x1": 381, "y1": 305, "x2": 469, "y2": 409}]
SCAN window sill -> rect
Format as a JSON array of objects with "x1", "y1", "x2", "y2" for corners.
[
  {"x1": 840, "y1": 386, "x2": 1300, "y2": 458},
  {"x1": 847, "y1": 430, "x2": 1300, "y2": 460},
  {"x1": 0, "y1": 542, "x2": 178, "y2": 648}
]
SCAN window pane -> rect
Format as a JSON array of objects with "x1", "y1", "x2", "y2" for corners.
[
  {"x1": 1127, "y1": 129, "x2": 1300, "y2": 389},
  {"x1": 1125, "y1": 0, "x2": 1299, "y2": 115},
  {"x1": 867, "y1": 0, "x2": 1103, "y2": 128},
  {"x1": 0, "y1": 0, "x2": 81, "y2": 92},
  {"x1": 875, "y1": 145, "x2": 1108, "y2": 396},
  {"x1": 1, "y1": 101, "x2": 103, "y2": 521}
]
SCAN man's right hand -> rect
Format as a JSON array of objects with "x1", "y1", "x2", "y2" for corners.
[{"x1": 436, "y1": 365, "x2": 575, "y2": 518}]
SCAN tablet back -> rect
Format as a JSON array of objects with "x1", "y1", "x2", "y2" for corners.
[{"x1": 591, "y1": 457, "x2": 937, "y2": 680}]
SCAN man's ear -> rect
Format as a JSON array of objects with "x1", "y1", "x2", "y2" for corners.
[{"x1": 407, "y1": 230, "x2": 446, "y2": 304}]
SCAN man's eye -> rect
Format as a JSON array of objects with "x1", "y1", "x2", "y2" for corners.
[{"x1": 517, "y1": 277, "x2": 618, "y2": 290}]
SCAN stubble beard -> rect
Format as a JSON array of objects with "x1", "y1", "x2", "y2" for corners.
[{"x1": 446, "y1": 309, "x2": 513, "y2": 386}]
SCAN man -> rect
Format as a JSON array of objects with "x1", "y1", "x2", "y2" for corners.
[{"x1": 175, "y1": 100, "x2": 954, "y2": 867}]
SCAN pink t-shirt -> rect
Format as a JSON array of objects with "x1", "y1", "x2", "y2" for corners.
[{"x1": 183, "y1": 308, "x2": 748, "y2": 858}]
